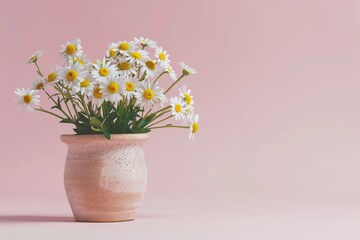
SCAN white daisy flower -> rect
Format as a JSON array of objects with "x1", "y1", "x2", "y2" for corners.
[
  {"x1": 106, "y1": 46, "x2": 119, "y2": 59},
  {"x1": 134, "y1": 80, "x2": 167, "y2": 107},
  {"x1": 155, "y1": 47, "x2": 170, "y2": 67},
  {"x1": 179, "y1": 62, "x2": 197, "y2": 75},
  {"x1": 87, "y1": 84, "x2": 104, "y2": 106},
  {"x1": 58, "y1": 61, "x2": 87, "y2": 90},
  {"x1": 170, "y1": 96, "x2": 187, "y2": 121},
  {"x1": 165, "y1": 65, "x2": 177, "y2": 81},
  {"x1": 121, "y1": 76, "x2": 140, "y2": 98},
  {"x1": 179, "y1": 85, "x2": 195, "y2": 123},
  {"x1": 110, "y1": 40, "x2": 136, "y2": 54},
  {"x1": 31, "y1": 78, "x2": 47, "y2": 90},
  {"x1": 91, "y1": 58, "x2": 118, "y2": 82},
  {"x1": 46, "y1": 65, "x2": 61, "y2": 84},
  {"x1": 117, "y1": 60, "x2": 137, "y2": 76},
  {"x1": 99, "y1": 75, "x2": 123, "y2": 103},
  {"x1": 189, "y1": 114, "x2": 199, "y2": 141},
  {"x1": 26, "y1": 50, "x2": 44, "y2": 64},
  {"x1": 72, "y1": 75, "x2": 95, "y2": 95},
  {"x1": 73, "y1": 54, "x2": 91, "y2": 70},
  {"x1": 142, "y1": 59, "x2": 161, "y2": 78},
  {"x1": 134, "y1": 37, "x2": 158, "y2": 49},
  {"x1": 14, "y1": 88, "x2": 40, "y2": 111},
  {"x1": 60, "y1": 38, "x2": 83, "y2": 59},
  {"x1": 125, "y1": 50, "x2": 149, "y2": 65}
]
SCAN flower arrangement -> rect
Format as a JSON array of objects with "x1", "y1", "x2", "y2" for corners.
[{"x1": 15, "y1": 38, "x2": 199, "y2": 140}]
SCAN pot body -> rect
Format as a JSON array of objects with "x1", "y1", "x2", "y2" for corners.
[{"x1": 60, "y1": 134, "x2": 149, "y2": 222}]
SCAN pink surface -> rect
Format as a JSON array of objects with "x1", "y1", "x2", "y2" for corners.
[{"x1": 1, "y1": 0, "x2": 360, "y2": 238}]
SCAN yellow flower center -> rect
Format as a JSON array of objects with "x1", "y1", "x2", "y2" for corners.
[
  {"x1": 184, "y1": 94, "x2": 192, "y2": 105},
  {"x1": 175, "y1": 104, "x2": 181, "y2": 113},
  {"x1": 125, "y1": 82, "x2": 135, "y2": 91},
  {"x1": 99, "y1": 67, "x2": 109, "y2": 77},
  {"x1": 109, "y1": 49, "x2": 117, "y2": 57},
  {"x1": 23, "y1": 94, "x2": 32, "y2": 104},
  {"x1": 66, "y1": 70, "x2": 78, "y2": 82},
  {"x1": 143, "y1": 89, "x2": 154, "y2": 100},
  {"x1": 75, "y1": 58, "x2": 84, "y2": 65},
  {"x1": 36, "y1": 83, "x2": 44, "y2": 90},
  {"x1": 107, "y1": 82, "x2": 119, "y2": 94},
  {"x1": 159, "y1": 53, "x2": 166, "y2": 61},
  {"x1": 94, "y1": 87, "x2": 102, "y2": 99},
  {"x1": 48, "y1": 72, "x2": 57, "y2": 82},
  {"x1": 167, "y1": 67, "x2": 173, "y2": 73},
  {"x1": 131, "y1": 51, "x2": 142, "y2": 60},
  {"x1": 119, "y1": 42, "x2": 130, "y2": 51},
  {"x1": 118, "y1": 62, "x2": 131, "y2": 70},
  {"x1": 192, "y1": 122, "x2": 199, "y2": 133},
  {"x1": 80, "y1": 78, "x2": 90, "y2": 88},
  {"x1": 145, "y1": 60, "x2": 156, "y2": 70},
  {"x1": 66, "y1": 44, "x2": 77, "y2": 55}
]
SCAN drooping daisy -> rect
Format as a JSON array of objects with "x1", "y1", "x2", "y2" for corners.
[
  {"x1": 46, "y1": 65, "x2": 61, "y2": 84},
  {"x1": 26, "y1": 50, "x2": 44, "y2": 64},
  {"x1": 142, "y1": 59, "x2": 161, "y2": 78},
  {"x1": 117, "y1": 60, "x2": 137, "y2": 76},
  {"x1": 179, "y1": 62, "x2": 197, "y2": 75},
  {"x1": 110, "y1": 40, "x2": 136, "y2": 54},
  {"x1": 91, "y1": 58, "x2": 118, "y2": 82},
  {"x1": 189, "y1": 114, "x2": 199, "y2": 141},
  {"x1": 14, "y1": 88, "x2": 40, "y2": 111},
  {"x1": 87, "y1": 84, "x2": 104, "y2": 106},
  {"x1": 133, "y1": 37, "x2": 158, "y2": 49},
  {"x1": 121, "y1": 76, "x2": 140, "y2": 98},
  {"x1": 99, "y1": 75, "x2": 123, "y2": 103},
  {"x1": 125, "y1": 50, "x2": 149, "y2": 65},
  {"x1": 155, "y1": 47, "x2": 170, "y2": 67},
  {"x1": 165, "y1": 65, "x2": 177, "y2": 81},
  {"x1": 31, "y1": 78, "x2": 47, "y2": 90},
  {"x1": 134, "y1": 80, "x2": 167, "y2": 107},
  {"x1": 60, "y1": 38, "x2": 83, "y2": 59},
  {"x1": 58, "y1": 61, "x2": 87, "y2": 90},
  {"x1": 72, "y1": 75, "x2": 95, "y2": 95},
  {"x1": 179, "y1": 85, "x2": 195, "y2": 122},
  {"x1": 170, "y1": 96, "x2": 187, "y2": 121}
]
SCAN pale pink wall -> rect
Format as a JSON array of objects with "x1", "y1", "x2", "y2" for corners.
[{"x1": 1, "y1": 0, "x2": 360, "y2": 203}]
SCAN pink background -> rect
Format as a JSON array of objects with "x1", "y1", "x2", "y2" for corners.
[{"x1": 1, "y1": 0, "x2": 360, "y2": 239}]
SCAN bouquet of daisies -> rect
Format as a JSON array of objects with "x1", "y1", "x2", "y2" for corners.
[{"x1": 15, "y1": 38, "x2": 199, "y2": 140}]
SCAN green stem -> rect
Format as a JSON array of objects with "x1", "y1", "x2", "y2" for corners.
[
  {"x1": 152, "y1": 109, "x2": 171, "y2": 122},
  {"x1": 150, "y1": 125, "x2": 189, "y2": 130},
  {"x1": 164, "y1": 74, "x2": 185, "y2": 94},
  {"x1": 34, "y1": 61, "x2": 44, "y2": 77},
  {"x1": 148, "y1": 115, "x2": 172, "y2": 128},
  {"x1": 44, "y1": 90, "x2": 73, "y2": 120},
  {"x1": 34, "y1": 108, "x2": 66, "y2": 120},
  {"x1": 152, "y1": 71, "x2": 166, "y2": 86},
  {"x1": 53, "y1": 84, "x2": 74, "y2": 120}
]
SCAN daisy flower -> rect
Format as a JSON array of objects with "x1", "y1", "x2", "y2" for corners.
[
  {"x1": 31, "y1": 78, "x2": 47, "y2": 90},
  {"x1": 73, "y1": 54, "x2": 91, "y2": 70},
  {"x1": 121, "y1": 76, "x2": 140, "y2": 98},
  {"x1": 110, "y1": 40, "x2": 136, "y2": 54},
  {"x1": 180, "y1": 62, "x2": 197, "y2": 75},
  {"x1": 91, "y1": 58, "x2": 118, "y2": 82},
  {"x1": 26, "y1": 50, "x2": 44, "y2": 64},
  {"x1": 134, "y1": 37, "x2": 158, "y2": 49},
  {"x1": 106, "y1": 46, "x2": 119, "y2": 59},
  {"x1": 179, "y1": 85, "x2": 195, "y2": 122},
  {"x1": 165, "y1": 66, "x2": 177, "y2": 81},
  {"x1": 87, "y1": 84, "x2": 104, "y2": 106},
  {"x1": 155, "y1": 47, "x2": 170, "y2": 67},
  {"x1": 142, "y1": 59, "x2": 161, "y2": 78},
  {"x1": 125, "y1": 50, "x2": 149, "y2": 65},
  {"x1": 170, "y1": 96, "x2": 187, "y2": 121},
  {"x1": 58, "y1": 61, "x2": 87, "y2": 90},
  {"x1": 14, "y1": 88, "x2": 40, "y2": 111},
  {"x1": 72, "y1": 75, "x2": 95, "y2": 95},
  {"x1": 117, "y1": 60, "x2": 137, "y2": 76},
  {"x1": 46, "y1": 65, "x2": 61, "y2": 84},
  {"x1": 60, "y1": 38, "x2": 83, "y2": 59},
  {"x1": 134, "y1": 80, "x2": 167, "y2": 107},
  {"x1": 189, "y1": 114, "x2": 199, "y2": 141},
  {"x1": 99, "y1": 75, "x2": 123, "y2": 103}
]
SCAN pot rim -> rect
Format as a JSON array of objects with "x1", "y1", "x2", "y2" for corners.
[{"x1": 60, "y1": 133, "x2": 150, "y2": 143}]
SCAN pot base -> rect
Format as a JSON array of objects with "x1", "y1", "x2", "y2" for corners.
[{"x1": 73, "y1": 211, "x2": 136, "y2": 222}]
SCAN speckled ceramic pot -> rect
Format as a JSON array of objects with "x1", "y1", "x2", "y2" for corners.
[{"x1": 60, "y1": 134, "x2": 149, "y2": 222}]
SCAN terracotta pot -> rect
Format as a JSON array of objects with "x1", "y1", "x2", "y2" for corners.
[{"x1": 60, "y1": 134, "x2": 149, "y2": 222}]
